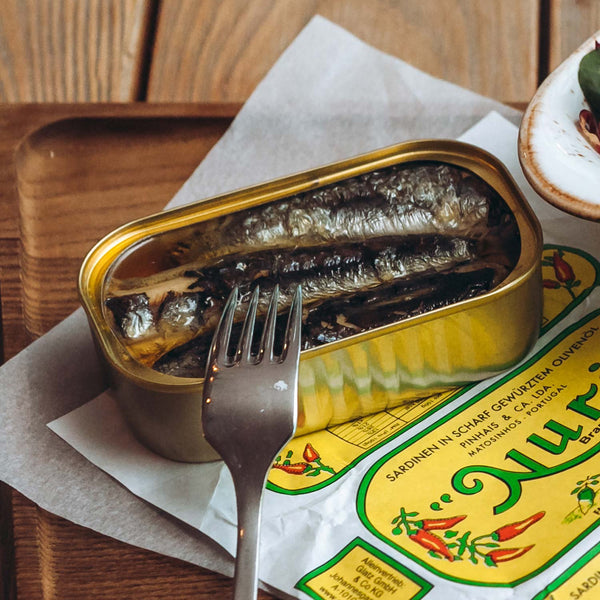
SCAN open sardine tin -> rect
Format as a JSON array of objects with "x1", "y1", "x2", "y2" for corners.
[{"x1": 79, "y1": 140, "x2": 543, "y2": 462}]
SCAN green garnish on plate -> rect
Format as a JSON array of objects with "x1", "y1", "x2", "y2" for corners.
[{"x1": 578, "y1": 40, "x2": 600, "y2": 151}]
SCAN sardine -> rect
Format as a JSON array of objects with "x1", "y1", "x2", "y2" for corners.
[
  {"x1": 104, "y1": 161, "x2": 520, "y2": 372},
  {"x1": 300, "y1": 265, "x2": 501, "y2": 348},
  {"x1": 170, "y1": 162, "x2": 496, "y2": 266},
  {"x1": 106, "y1": 237, "x2": 483, "y2": 365},
  {"x1": 191, "y1": 236, "x2": 479, "y2": 313},
  {"x1": 107, "y1": 163, "x2": 500, "y2": 304},
  {"x1": 153, "y1": 266, "x2": 502, "y2": 378},
  {"x1": 105, "y1": 293, "x2": 153, "y2": 339}
]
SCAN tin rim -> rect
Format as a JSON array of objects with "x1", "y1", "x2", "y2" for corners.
[{"x1": 79, "y1": 139, "x2": 543, "y2": 392}]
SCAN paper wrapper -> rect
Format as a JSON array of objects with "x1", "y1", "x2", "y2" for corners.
[{"x1": 3, "y1": 15, "x2": 600, "y2": 600}]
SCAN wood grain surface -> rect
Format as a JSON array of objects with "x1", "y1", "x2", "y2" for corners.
[
  {"x1": 1, "y1": 1, "x2": 599, "y2": 107},
  {"x1": 147, "y1": 0, "x2": 540, "y2": 105},
  {"x1": 0, "y1": 240, "x2": 26, "y2": 361},
  {"x1": 0, "y1": 0, "x2": 152, "y2": 102},
  {"x1": 549, "y1": 0, "x2": 600, "y2": 69},
  {"x1": 0, "y1": 486, "x2": 14, "y2": 600},
  {"x1": 10, "y1": 494, "x2": 274, "y2": 600}
]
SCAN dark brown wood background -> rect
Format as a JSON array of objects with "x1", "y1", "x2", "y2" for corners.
[{"x1": 0, "y1": 1, "x2": 599, "y2": 599}]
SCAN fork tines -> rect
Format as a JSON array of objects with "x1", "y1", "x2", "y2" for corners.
[{"x1": 209, "y1": 284, "x2": 302, "y2": 368}]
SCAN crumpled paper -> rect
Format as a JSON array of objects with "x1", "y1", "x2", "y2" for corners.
[{"x1": 2, "y1": 14, "x2": 598, "y2": 600}]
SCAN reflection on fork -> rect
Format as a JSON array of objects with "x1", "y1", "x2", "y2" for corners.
[{"x1": 202, "y1": 284, "x2": 302, "y2": 600}]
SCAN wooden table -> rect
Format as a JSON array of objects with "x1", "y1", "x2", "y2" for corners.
[
  {"x1": 1, "y1": 2, "x2": 600, "y2": 598},
  {"x1": 1, "y1": 1, "x2": 599, "y2": 107}
]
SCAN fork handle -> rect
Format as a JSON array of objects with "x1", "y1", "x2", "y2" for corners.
[{"x1": 233, "y1": 478, "x2": 265, "y2": 600}]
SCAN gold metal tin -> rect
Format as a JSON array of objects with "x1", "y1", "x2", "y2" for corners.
[{"x1": 79, "y1": 140, "x2": 543, "y2": 462}]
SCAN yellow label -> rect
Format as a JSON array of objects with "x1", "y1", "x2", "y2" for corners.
[
  {"x1": 532, "y1": 544, "x2": 600, "y2": 599},
  {"x1": 296, "y1": 538, "x2": 432, "y2": 600},
  {"x1": 358, "y1": 310, "x2": 600, "y2": 586}
]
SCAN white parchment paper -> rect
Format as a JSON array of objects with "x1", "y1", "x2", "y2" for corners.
[
  {"x1": 3, "y1": 15, "x2": 599, "y2": 600},
  {"x1": 48, "y1": 111, "x2": 600, "y2": 600}
]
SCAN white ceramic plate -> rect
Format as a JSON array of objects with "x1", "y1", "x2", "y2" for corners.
[{"x1": 519, "y1": 31, "x2": 600, "y2": 221}]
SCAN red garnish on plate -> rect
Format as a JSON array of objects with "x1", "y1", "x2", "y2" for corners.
[{"x1": 578, "y1": 109, "x2": 600, "y2": 152}]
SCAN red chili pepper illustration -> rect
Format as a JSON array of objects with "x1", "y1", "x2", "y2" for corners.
[
  {"x1": 409, "y1": 529, "x2": 454, "y2": 561},
  {"x1": 486, "y1": 545, "x2": 534, "y2": 565},
  {"x1": 552, "y1": 252, "x2": 575, "y2": 283},
  {"x1": 543, "y1": 279, "x2": 561, "y2": 289},
  {"x1": 492, "y1": 511, "x2": 545, "y2": 542},
  {"x1": 303, "y1": 443, "x2": 319, "y2": 463},
  {"x1": 272, "y1": 462, "x2": 309, "y2": 475},
  {"x1": 420, "y1": 515, "x2": 467, "y2": 531}
]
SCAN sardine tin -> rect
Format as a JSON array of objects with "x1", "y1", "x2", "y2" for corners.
[{"x1": 79, "y1": 140, "x2": 543, "y2": 462}]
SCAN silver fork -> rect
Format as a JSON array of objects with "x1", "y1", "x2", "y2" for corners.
[{"x1": 202, "y1": 284, "x2": 302, "y2": 600}]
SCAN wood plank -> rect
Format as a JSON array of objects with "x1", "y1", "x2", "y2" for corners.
[
  {"x1": 0, "y1": 239, "x2": 30, "y2": 362},
  {"x1": 10, "y1": 493, "x2": 274, "y2": 600},
  {"x1": 0, "y1": 0, "x2": 151, "y2": 102},
  {"x1": 0, "y1": 485, "x2": 16, "y2": 600},
  {"x1": 9, "y1": 493, "x2": 42, "y2": 600},
  {"x1": 548, "y1": 0, "x2": 600, "y2": 70},
  {"x1": 148, "y1": 0, "x2": 540, "y2": 105}
]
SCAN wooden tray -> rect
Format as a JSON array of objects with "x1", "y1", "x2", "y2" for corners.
[
  {"x1": 16, "y1": 111, "x2": 235, "y2": 340},
  {"x1": 0, "y1": 103, "x2": 277, "y2": 599},
  {"x1": 0, "y1": 103, "x2": 240, "y2": 362}
]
